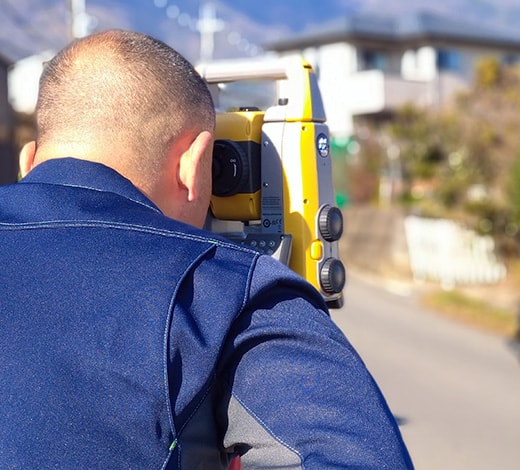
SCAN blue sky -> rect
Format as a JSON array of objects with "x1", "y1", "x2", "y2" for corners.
[
  {"x1": 2, "y1": 0, "x2": 520, "y2": 65},
  {"x1": 5, "y1": 0, "x2": 520, "y2": 113},
  {"x1": 2, "y1": 0, "x2": 352, "y2": 63}
]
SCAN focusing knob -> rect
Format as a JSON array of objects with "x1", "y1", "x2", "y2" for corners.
[
  {"x1": 320, "y1": 257, "x2": 346, "y2": 294},
  {"x1": 212, "y1": 139, "x2": 249, "y2": 197},
  {"x1": 319, "y1": 205, "x2": 343, "y2": 241}
]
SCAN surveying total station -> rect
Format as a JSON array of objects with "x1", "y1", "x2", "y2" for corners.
[{"x1": 198, "y1": 57, "x2": 346, "y2": 308}]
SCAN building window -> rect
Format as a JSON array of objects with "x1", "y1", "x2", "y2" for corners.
[
  {"x1": 503, "y1": 54, "x2": 520, "y2": 66},
  {"x1": 360, "y1": 49, "x2": 386, "y2": 71},
  {"x1": 436, "y1": 49, "x2": 461, "y2": 71}
]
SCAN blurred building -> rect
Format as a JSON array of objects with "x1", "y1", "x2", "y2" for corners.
[
  {"x1": 0, "y1": 51, "x2": 17, "y2": 185},
  {"x1": 264, "y1": 11, "x2": 520, "y2": 138},
  {"x1": 8, "y1": 51, "x2": 54, "y2": 114}
]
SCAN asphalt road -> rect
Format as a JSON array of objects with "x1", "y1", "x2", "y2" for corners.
[{"x1": 331, "y1": 274, "x2": 520, "y2": 470}]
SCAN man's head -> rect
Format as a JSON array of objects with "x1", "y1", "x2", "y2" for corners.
[{"x1": 20, "y1": 29, "x2": 216, "y2": 228}]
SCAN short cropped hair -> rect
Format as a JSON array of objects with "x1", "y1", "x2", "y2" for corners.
[{"x1": 36, "y1": 29, "x2": 215, "y2": 177}]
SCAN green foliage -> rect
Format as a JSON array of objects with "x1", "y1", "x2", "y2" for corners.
[
  {"x1": 436, "y1": 170, "x2": 470, "y2": 208},
  {"x1": 389, "y1": 105, "x2": 447, "y2": 180},
  {"x1": 507, "y1": 154, "x2": 520, "y2": 225},
  {"x1": 474, "y1": 57, "x2": 501, "y2": 88},
  {"x1": 344, "y1": 59, "x2": 520, "y2": 255}
]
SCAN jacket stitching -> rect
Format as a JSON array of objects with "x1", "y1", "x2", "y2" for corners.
[
  {"x1": 161, "y1": 243, "x2": 217, "y2": 469},
  {"x1": 177, "y1": 382, "x2": 215, "y2": 437},
  {"x1": 20, "y1": 180, "x2": 163, "y2": 213},
  {"x1": 230, "y1": 390, "x2": 305, "y2": 468},
  {"x1": 0, "y1": 221, "x2": 259, "y2": 255}
]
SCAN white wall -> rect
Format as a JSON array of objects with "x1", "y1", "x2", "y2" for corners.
[
  {"x1": 402, "y1": 46, "x2": 437, "y2": 81},
  {"x1": 8, "y1": 51, "x2": 54, "y2": 113},
  {"x1": 314, "y1": 43, "x2": 357, "y2": 137}
]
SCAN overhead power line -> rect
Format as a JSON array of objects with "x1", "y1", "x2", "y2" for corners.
[{"x1": 153, "y1": 1, "x2": 261, "y2": 62}]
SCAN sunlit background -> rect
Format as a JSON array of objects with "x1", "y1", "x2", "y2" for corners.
[{"x1": 1, "y1": 1, "x2": 520, "y2": 468}]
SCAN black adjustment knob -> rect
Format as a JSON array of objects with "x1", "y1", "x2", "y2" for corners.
[
  {"x1": 320, "y1": 258, "x2": 346, "y2": 294},
  {"x1": 212, "y1": 139, "x2": 249, "y2": 197},
  {"x1": 319, "y1": 205, "x2": 343, "y2": 242}
]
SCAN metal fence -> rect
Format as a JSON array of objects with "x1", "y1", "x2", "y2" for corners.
[{"x1": 404, "y1": 215, "x2": 507, "y2": 289}]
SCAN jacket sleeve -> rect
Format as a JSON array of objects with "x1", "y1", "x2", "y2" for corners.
[{"x1": 216, "y1": 255, "x2": 414, "y2": 469}]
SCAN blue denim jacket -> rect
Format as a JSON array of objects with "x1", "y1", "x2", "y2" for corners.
[{"x1": 0, "y1": 158, "x2": 413, "y2": 469}]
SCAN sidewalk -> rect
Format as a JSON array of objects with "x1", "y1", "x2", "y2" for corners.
[{"x1": 340, "y1": 206, "x2": 519, "y2": 338}]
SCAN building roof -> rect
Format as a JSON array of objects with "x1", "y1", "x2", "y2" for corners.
[{"x1": 264, "y1": 10, "x2": 520, "y2": 52}]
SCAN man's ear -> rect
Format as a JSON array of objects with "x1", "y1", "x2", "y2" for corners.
[
  {"x1": 19, "y1": 141, "x2": 37, "y2": 178},
  {"x1": 178, "y1": 130, "x2": 213, "y2": 202}
]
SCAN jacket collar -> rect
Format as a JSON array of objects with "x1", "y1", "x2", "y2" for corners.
[{"x1": 20, "y1": 157, "x2": 161, "y2": 213}]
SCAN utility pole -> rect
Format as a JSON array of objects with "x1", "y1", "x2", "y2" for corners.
[
  {"x1": 69, "y1": 0, "x2": 92, "y2": 39},
  {"x1": 196, "y1": 3, "x2": 224, "y2": 63}
]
